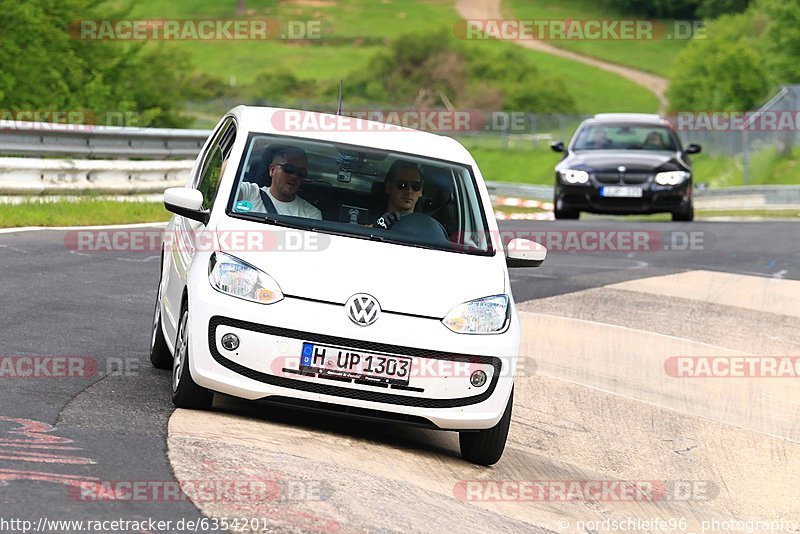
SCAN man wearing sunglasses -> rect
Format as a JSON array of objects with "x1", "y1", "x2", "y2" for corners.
[
  {"x1": 374, "y1": 160, "x2": 424, "y2": 229},
  {"x1": 237, "y1": 146, "x2": 322, "y2": 219}
]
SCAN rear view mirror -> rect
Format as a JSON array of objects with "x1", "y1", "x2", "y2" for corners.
[
  {"x1": 505, "y1": 238, "x2": 547, "y2": 268},
  {"x1": 164, "y1": 187, "x2": 209, "y2": 225},
  {"x1": 684, "y1": 143, "x2": 702, "y2": 154},
  {"x1": 550, "y1": 141, "x2": 565, "y2": 153}
]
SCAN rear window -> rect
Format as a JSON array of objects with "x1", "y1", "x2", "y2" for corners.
[{"x1": 227, "y1": 133, "x2": 493, "y2": 255}]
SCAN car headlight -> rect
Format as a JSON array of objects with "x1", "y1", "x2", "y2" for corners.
[
  {"x1": 559, "y1": 169, "x2": 590, "y2": 184},
  {"x1": 655, "y1": 171, "x2": 689, "y2": 186},
  {"x1": 208, "y1": 252, "x2": 283, "y2": 304},
  {"x1": 443, "y1": 295, "x2": 510, "y2": 334}
]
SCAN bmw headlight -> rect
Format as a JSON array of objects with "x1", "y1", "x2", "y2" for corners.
[
  {"x1": 655, "y1": 170, "x2": 689, "y2": 186},
  {"x1": 208, "y1": 252, "x2": 283, "y2": 304},
  {"x1": 443, "y1": 295, "x2": 510, "y2": 334},
  {"x1": 559, "y1": 169, "x2": 590, "y2": 184}
]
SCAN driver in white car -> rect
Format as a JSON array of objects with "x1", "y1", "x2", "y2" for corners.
[{"x1": 237, "y1": 146, "x2": 322, "y2": 219}]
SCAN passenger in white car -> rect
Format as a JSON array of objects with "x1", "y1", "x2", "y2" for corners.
[{"x1": 237, "y1": 146, "x2": 322, "y2": 219}]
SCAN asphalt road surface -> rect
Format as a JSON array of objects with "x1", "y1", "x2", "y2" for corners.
[{"x1": 0, "y1": 220, "x2": 798, "y2": 533}]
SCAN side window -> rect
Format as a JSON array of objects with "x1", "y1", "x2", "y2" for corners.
[
  {"x1": 198, "y1": 146, "x2": 223, "y2": 210},
  {"x1": 195, "y1": 118, "x2": 236, "y2": 211}
]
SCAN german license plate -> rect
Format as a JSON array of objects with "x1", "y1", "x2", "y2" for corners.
[
  {"x1": 601, "y1": 186, "x2": 643, "y2": 198},
  {"x1": 300, "y1": 342, "x2": 412, "y2": 386}
]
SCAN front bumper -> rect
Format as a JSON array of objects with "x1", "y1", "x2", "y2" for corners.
[
  {"x1": 555, "y1": 182, "x2": 691, "y2": 215},
  {"x1": 187, "y1": 282, "x2": 518, "y2": 430}
]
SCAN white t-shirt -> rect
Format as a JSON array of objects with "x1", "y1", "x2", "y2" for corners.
[{"x1": 236, "y1": 182, "x2": 322, "y2": 220}]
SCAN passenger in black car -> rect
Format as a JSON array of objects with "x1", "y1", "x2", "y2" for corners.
[{"x1": 643, "y1": 131, "x2": 665, "y2": 148}]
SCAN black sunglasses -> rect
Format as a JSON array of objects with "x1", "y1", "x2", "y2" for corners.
[
  {"x1": 276, "y1": 163, "x2": 308, "y2": 179},
  {"x1": 394, "y1": 179, "x2": 423, "y2": 192}
]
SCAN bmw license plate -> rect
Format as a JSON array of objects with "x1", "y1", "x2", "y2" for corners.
[
  {"x1": 600, "y1": 186, "x2": 643, "y2": 198},
  {"x1": 300, "y1": 342, "x2": 412, "y2": 386}
]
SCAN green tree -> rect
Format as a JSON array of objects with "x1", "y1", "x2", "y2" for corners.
[
  {"x1": 666, "y1": 11, "x2": 769, "y2": 111},
  {"x1": 759, "y1": 0, "x2": 800, "y2": 85},
  {"x1": 0, "y1": 0, "x2": 194, "y2": 127}
]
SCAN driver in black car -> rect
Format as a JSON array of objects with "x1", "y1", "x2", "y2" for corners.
[{"x1": 373, "y1": 160, "x2": 424, "y2": 229}]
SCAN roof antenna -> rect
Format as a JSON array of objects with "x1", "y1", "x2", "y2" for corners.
[{"x1": 337, "y1": 80, "x2": 343, "y2": 115}]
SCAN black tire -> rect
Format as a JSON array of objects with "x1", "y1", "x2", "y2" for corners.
[
  {"x1": 554, "y1": 207, "x2": 579, "y2": 220},
  {"x1": 672, "y1": 200, "x2": 694, "y2": 222},
  {"x1": 149, "y1": 269, "x2": 172, "y2": 370},
  {"x1": 459, "y1": 388, "x2": 513, "y2": 466},
  {"x1": 171, "y1": 301, "x2": 214, "y2": 409}
]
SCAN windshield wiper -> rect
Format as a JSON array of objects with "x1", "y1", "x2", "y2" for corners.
[{"x1": 230, "y1": 211, "x2": 311, "y2": 230}]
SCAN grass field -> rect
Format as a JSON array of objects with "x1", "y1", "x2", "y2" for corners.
[
  {"x1": 0, "y1": 200, "x2": 171, "y2": 228},
  {"x1": 505, "y1": 0, "x2": 689, "y2": 77},
  {"x1": 123, "y1": 0, "x2": 659, "y2": 117}
]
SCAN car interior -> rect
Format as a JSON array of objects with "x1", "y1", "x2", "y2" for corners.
[{"x1": 237, "y1": 140, "x2": 462, "y2": 240}]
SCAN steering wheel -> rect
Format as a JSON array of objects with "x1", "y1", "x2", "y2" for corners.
[{"x1": 389, "y1": 213, "x2": 449, "y2": 242}]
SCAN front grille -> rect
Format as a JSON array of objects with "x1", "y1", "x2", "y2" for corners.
[
  {"x1": 208, "y1": 316, "x2": 502, "y2": 408},
  {"x1": 594, "y1": 172, "x2": 650, "y2": 184},
  {"x1": 594, "y1": 173, "x2": 620, "y2": 184},
  {"x1": 622, "y1": 173, "x2": 650, "y2": 184}
]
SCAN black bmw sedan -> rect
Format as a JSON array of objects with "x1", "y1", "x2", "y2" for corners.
[{"x1": 551, "y1": 114, "x2": 701, "y2": 221}]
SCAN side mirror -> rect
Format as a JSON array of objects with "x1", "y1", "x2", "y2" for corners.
[
  {"x1": 550, "y1": 141, "x2": 565, "y2": 153},
  {"x1": 505, "y1": 238, "x2": 547, "y2": 268},
  {"x1": 164, "y1": 187, "x2": 209, "y2": 225},
  {"x1": 684, "y1": 143, "x2": 702, "y2": 155}
]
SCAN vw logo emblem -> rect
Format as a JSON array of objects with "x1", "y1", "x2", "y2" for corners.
[
  {"x1": 346, "y1": 294, "x2": 381, "y2": 327},
  {"x1": 618, "y1": 166, "x2": 627, "y2": 173}
]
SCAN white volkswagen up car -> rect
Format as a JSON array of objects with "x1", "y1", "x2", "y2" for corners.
[{"x1": 150, "y1": 106, "x2": 545, "y2": 465}]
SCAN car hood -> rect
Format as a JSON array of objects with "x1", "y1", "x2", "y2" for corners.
[
  {"x1": 210, "y1": 221, "x2": 505, "y2": 319},
  {"x1": 562, "y1": 150, "x2": 682, "y2": 172}
]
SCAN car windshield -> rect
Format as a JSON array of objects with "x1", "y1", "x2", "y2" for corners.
[
  {"x1": 573, "y1": 124, "x2": 678, "y2": 151},
  {"x1": 226, "y1": 133, "x2": 492, "y2": 255}
]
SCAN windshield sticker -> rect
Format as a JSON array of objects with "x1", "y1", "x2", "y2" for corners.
[{"x1": 235, "y1": 200, "x2": 253, "y2": 212}]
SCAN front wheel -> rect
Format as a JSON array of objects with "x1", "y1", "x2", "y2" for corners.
[
  {"x1": 149, "y1": 275, "x2": 172, "y2": 370},
  {"x1": 172, "y1": 302, "x2": 214, "y2": 409},
  {"x1": 554, "y1": 201, "x2": 579, "y2": 219},
  {"x1": 459, "y1": 388, "x2": 513, "y2": 466},
  {"x1": 672, "y1": 200, "x2": 694, "y2": 222}
]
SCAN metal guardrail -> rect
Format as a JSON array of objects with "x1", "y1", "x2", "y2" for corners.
[
  {"x1": 0, "y1": 122, "x2": 797, "y2": 209},
  {"x1": 0, "y1": 121, "x2": 210, "y2": 159},
  {"x1": 487, "y1": 182, "x2": 800, "y2": 210},
  {"x1": 0, "y1": 157, "x2": 193, "y2": 194}
]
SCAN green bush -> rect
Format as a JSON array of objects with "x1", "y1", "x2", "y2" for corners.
[
  {"x1": 341, "y1": 31, "x2": 576, "y2": 113},
  {"x1": 667, "y1": 9, "x2": 771, "y2": 111}
]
